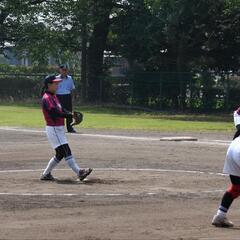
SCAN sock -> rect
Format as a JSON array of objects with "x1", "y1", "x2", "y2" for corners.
[
  {"x1": 217, "y1": 207, "x2": 227, "y2": 217},
  {"x1": 43, "y1": 157, "x2": 59, "y2": 176},
  {"x1": 217, "y1": 191, "x2": 234, "y2": 217},
  {"x1": 65, "y1": 155, "x2": 80, "y2": 175}
]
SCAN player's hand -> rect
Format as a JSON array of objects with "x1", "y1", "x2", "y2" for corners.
[{"x1": 71, "y1": 111, "x2": 83, "y2": 126}]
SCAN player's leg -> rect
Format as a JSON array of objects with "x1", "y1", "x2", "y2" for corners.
[
  {"x1": 65, "y1": 95, "x2": 74, "y2": 132},
  {"x1": 40, "y1": 146, "x2": 64, "y2": 180},
  {"x1": 212, "y1": 175, "x2": 240, "y2": 227},
  {"x1": 60, "y1": 144, "x2": 92, "y2": 180},
  {"x1": 57, "y1": 94, "x2": 69, "y2": 131},
  {"x1": 61, "y1": 144, "x2": 79, "y2": 173},
  {"x1": 41, "y1": 126, "x2": 66, "y2": 180},
  {"x1": 57, "y1": 94, "x2": 74, "y2": 132}
]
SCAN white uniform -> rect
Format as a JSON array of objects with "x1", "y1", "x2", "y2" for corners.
[
  {"x1": 46, "y1": 126, "x2": 68, "y2": 149},
  {"x1": 223, "y1": 137, "x2": 240, "y2": 177},
  {"x1": 234, "y1": 111, "x2": 240, "y2": 127}
]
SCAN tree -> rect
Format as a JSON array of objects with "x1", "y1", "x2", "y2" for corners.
[
  {"x1": 110, "y1": 0, "x2": 240, "y2": 109},
  {"x1": 0, "y1": 0, "x2": 47, "y2": 51},
  {"x1": 1, "y1": 0, "x2": 239, "y2": 109},
  {"x1": 13, "y1": 0, "x2": 127, "y2": 102}
]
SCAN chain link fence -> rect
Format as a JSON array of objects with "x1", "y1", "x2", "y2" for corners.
[{"x1": 0, "y1": 72, "x2": 239, "y2": 112}]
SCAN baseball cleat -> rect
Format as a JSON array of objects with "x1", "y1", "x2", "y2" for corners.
[
  {"x1": 78, "y1": 168, "x2": 93, "y2": 181},
  {"x1": 40, "y1": 172, "x2": 55, "y2": 181},
  {"x1": 212, "y1": 215, "x2": 234, "y2": 228}
]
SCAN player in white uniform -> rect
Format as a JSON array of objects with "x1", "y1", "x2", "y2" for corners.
[
  {"x1": 212, "y1": 135, "x2": 240, "y2": 227},
  {"x1": 233, "y1": 107, "x2": 240, "y2": 139}
]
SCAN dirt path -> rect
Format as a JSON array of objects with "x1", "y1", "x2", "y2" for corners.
[{"x1": 0, "y1": 128, "x2": 238, "y2": 240}]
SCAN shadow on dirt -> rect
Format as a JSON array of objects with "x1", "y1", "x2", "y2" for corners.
[{"x1": 55, "y1": 178, "x2": 122, "y2": 185}]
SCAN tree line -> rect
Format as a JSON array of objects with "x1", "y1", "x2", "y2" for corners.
[{"x1": 0, "y1": 0, "x2": 239, "y2": 108}]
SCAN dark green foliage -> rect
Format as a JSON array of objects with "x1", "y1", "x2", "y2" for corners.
[{"x1": 0, "y1": 0, "x2": 239, "y2": 111}]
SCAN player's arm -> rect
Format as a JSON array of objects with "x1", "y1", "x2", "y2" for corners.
[
  {"x1": 42, "y1": 99, "x2": 73, "y2": 119},
  {"x1": 50, "y1": 108, "x2": 73, "y2": 118},
  {"x1": 62, "y1": 107, "x2": 73, "y2": 116}
]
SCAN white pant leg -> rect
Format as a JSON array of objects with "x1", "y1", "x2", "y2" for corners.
[
  {"x1": 223, "y1": 139, "x2": 240, "y2": 177},
  {"x1": 46, "y1": 126, "x2": 68, "y2": 149}
]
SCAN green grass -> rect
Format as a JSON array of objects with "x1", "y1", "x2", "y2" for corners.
[{"x1": 0, "y1": 103, "x2": 234, "y2": 132}]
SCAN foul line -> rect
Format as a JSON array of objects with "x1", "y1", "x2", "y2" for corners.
[
  {"x1": 0, "y1": 127, "x2": 44, "y2": 134},
  {"x1": 0, "y1": 190, "x2": 225, "y2": 197},
  {"x1": 0, "y1": 127, "x2": 231, "y2": 145},
  {"x1": 0, "y1": 127, "x2": 160, "y2": 141},
  {"x1": 0, "y1": 167, "x2": 227, "y2": 176},
  {"x1": 0, "y1": 192, "x2": 125, "y2": 197}
]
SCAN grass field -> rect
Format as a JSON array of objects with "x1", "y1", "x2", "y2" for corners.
[{"x1": 0, "y1": 103, "x2": 234, "y2": 132}]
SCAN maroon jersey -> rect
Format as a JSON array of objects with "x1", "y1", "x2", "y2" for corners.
[{"x1": 42, "y1": 91, "x2": 67, "y2": 126}]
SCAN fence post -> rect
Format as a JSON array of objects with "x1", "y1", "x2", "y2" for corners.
[
  {"x1": 189, "y1": 73, "x2": 193, "y2": 110},
  {"x1": 225, "y1": 73, "x2": 230, "y2": 111},
  {"x1": 159, "y1": 73, "x2": 163, "y2": 110}
]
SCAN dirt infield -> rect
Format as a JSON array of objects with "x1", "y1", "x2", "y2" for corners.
[{"x1": 0, "y1": 127, "x2": 239, "y2": 240}]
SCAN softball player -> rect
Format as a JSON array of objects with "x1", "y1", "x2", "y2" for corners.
[
  {"x1": 233, "y1": 107, "x2": 240, "y2": 139},
  {"x1": 212, "y1": 136, "x2": 240, "y2": 227},
  {"x1": 40, "y1": 75, "x2": 92, "y2": 181}
]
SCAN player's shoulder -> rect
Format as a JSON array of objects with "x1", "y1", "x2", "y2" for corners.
[
  {"x1": 42, "y1": 92, "x2": 52, "y2": 102},
  {"x1": 42, "y1": 91, "x2": 49, "y2": 98}
]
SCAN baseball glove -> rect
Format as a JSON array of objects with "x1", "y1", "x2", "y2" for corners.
[{"x1": 71, "y1": 111, "x2": 83, "y2": 126}]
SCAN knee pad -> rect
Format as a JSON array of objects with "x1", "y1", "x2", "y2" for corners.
[
  {"x1": 60, "y1": 144, "x2": 72, "y2": 158},
  {"x1": 227, "y1": 184, "x2": 240, "y2": 199},
  {"x1": 55, "y1": 146, "x2": 65, "y2": 162}
]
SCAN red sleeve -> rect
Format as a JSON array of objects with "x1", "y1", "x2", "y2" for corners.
[
  {"x1": 42, "y1": 96, "x2": 72, "y2": 118},
  {"x1": 42, "y1": 97, "x2": 54, "y2": 112}
]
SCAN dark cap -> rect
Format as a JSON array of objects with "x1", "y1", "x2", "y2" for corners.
[
  {"x1": 59, "y1": 64, "x2": 68, "y2": 69},
  {"x1": 44, "y1": 74, "x2": 62, "y2": 85}
]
